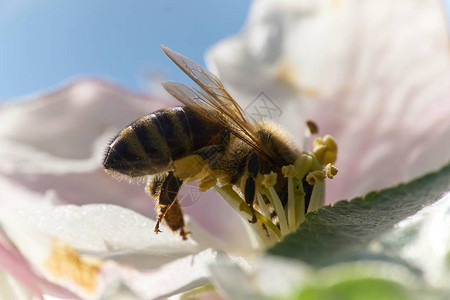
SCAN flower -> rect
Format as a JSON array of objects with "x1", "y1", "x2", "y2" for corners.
[
  {"x1": 2, "y1": 0, "x2": 449, "y2": 298},
  {"x1": 210, "y1": 253, "x2": 427, "y2": 299},
  {"x1": 206, "y1": 0, "x2": 450, "y2": 204},
  {"x1": 0, "y1": 68, "x2": 337, "y2": 298},
  {"x1": 0, "y1": 78, "x2": 251, "y2": 299},
  {"x1": 0, "y1": 203, "x2": 228, "y2": 299}
]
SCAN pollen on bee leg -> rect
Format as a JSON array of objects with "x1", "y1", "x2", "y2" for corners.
[
  {"x1": 313, "y1": 135, "x2": 338, "y2": 165},
  {"x1": 198, "y1": 174, "x2": 217, "y2": 192},
  {"x1": 173, "y1": 155, "x2": 204, "y2": 180}
]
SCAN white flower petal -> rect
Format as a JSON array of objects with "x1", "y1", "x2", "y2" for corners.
[
  {"x1": 0, "y1": 79, "x2": 171, "y2": 214},
  {"x1": 0, "y1": 204, "x2": 232, "y2": 300},
  {"x1": 207, "y1": 0, "x2": 450, "y2": 203},
  {"x1": 13, "y1": 204, "x2": 236, "y2": 270},
  {"x1": 372, "y1": 193, "x2": 450, "y2": 290},
  {"x1": 102, "y1": 249, "x2": 224, "y2": 300},
  {"x1": 209, "y1": 261, "x2": 259, "y2": 300},
  {"x1": 210, "y1": 255, "x2": 311, "y2": 300},
  {"x1": 0, "y1": 269, "x2": 36, "y2": 300}
]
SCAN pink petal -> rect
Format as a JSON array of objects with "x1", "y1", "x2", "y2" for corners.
[
  {"x1": 207, "y1": 0, "x2": 450, "y2": 203},
  {"x1": 0, "y1": 78, "x2": 250, "y2": 246},
  {"x1": 0, "y1": 228, "x2": 80, "y2": 300},
  {"x1": 0, "y1": 204, "x2": 229, "y2": 300}
]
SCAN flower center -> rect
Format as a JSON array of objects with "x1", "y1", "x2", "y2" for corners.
[{"x1": 214, "y1": 134, "x2": 338, "y2": 249}]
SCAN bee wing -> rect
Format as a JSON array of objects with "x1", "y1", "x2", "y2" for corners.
[
  {"x1": 162, "y1": 81, "x2": 273, "y2": 159},
  {"x1": 161, "y1": 46, "x2": 248, "y2": 125}
]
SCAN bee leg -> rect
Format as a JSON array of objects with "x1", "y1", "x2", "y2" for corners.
[
  {"x1": 195, "y1": 145, "x2": 225, "y2": 168},
  {"x1": 163, "y1": 198, "x2": 190, "y2": 240},
  {"x1": 244, "y1": 152, "x2": 259, "y2": 224},
  {"x1": 147, "y1": 172, "x2": 187, "y2": 239}
]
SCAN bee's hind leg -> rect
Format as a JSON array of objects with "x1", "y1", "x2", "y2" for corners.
[
  {"x1": 244, "y1": 152, "x2": 259, "y2": 224},
  {"x1": 163, "y1": 197, "x2": 190, "y2": 240},
  {"x1": 146, "y1": 171, "x2": 189, "y2": 240}
]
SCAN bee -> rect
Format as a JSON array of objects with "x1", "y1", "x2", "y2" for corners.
[{"x1": 103, "y1": 46, "x2": 308, "y2": 240}]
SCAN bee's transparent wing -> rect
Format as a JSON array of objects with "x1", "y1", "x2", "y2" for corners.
[
  {"x1": 162, "y1": 81, "x2": 273, "y2": 158},
  {"x1": 161, "y1": 46, "x2": 248, "y2": 125}
]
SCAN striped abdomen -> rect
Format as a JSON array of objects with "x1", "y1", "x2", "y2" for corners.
[{"x1": 103, "y1": 106, "x2": 225, "y2": 177}]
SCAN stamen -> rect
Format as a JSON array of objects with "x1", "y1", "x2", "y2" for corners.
[
  {"x1": 282, "y1": 165, "x2": 296, "y2": 232},
  {"x1": 306, "y1": 170, "x2": 326, "y2": 185},
  {"x1": 287, "y1": 176, "x2": 295, "y2": 232},
  {"x1": 214, "y1": 185, "x2": 281, "y2": 240},
  {"x1": 295, "y1": 188, "x2": 306, "y2": 226},
  {"x1": 294, "y1": 154, "x2": 313, "y2": 180},
  {"x1": 261, "y1": 171, "x2": 277, "y2": 188},
  {"x1": 325, "y1": 163, "x2": 338, "y2": 179},
  {"x1": 267, "y1": 186, "x2": 289, "y2": 236},
  {"x1": 256, "y1": 193, "x2": 271, "y2": 220},
  {"x1": 206, "y1": 119, "x2": 337, "y2": 247},
  {"x1": 307, "y1": 182, "x2": 325, "y2": 213},
  {"x1": 303, "y1": 120, "x2": 319, "y2": 149},
  {"x1": 306, "y1": 120, "x2": 319, "y2": 134},
  {"x1": 262, "y1": 172, "x2": 289, "y2": 236},
  {"x1": 213, "y1": 187, "x2": 273, "y2": 249},
  {"x1": 256, "y1": 193, "x2": 279, "y2": 241},
  {"x1": 313, "y1": 135, "x2": 338, "y2": 165},
  {"x1": 281, "y1": 165, "x2": 297, "y2": 178}
]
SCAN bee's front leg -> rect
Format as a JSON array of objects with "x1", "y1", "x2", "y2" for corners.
[
  {"x1": 147, "y1": 171, "x2": 189, "y2": 240},
  {"x1": 195, "y1": 145, "x2": 225, "y2": 169},
  {"x1": 244, "y1": 152, "x2": 259, "y2": 224}
]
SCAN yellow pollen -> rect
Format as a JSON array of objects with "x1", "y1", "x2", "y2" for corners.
[
  {"x1": 262, "y1": 172, "x2": 278, "y2": 188},
  {"x1": 173, "y1": 155, "x2": 204, "y2": 181},
  {"x1": 282, "y1": 165, "x2": 297, "y2": 178},
  {"x1": 325, "y1": 163, "x2": 338, "y2": 179},
  {"x1": 313, "y1": 135, "x2": 338, "y2": 165},
  {"x1": 198, "y1": 174, "x2": 217, "y2": 192},
  {"x1": 306, "y1": 170, "x2": 326, "y2": 185},
  {"x1": 44, "y1": 239, "x2": 102, "y2": 294}
]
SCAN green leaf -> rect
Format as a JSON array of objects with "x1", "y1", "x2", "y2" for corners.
[
  {"x1": 282, "y1": 278, "x2": 411, "y2": 300},
  {"x1": 268, "y1": 162, "x2": 450, "y2": 266}
]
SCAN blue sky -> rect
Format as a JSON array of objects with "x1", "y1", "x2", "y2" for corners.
[
  {"x1": 1, "y1": 1, "x2": 449, "y2": 102},
  {"x1": 0, "y1": 0, "x2": 251, "y2": 101}
]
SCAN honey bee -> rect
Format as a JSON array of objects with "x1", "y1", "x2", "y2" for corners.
[{"x1": 103, "y1": 46, "x2": 308, "y2": 240}]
